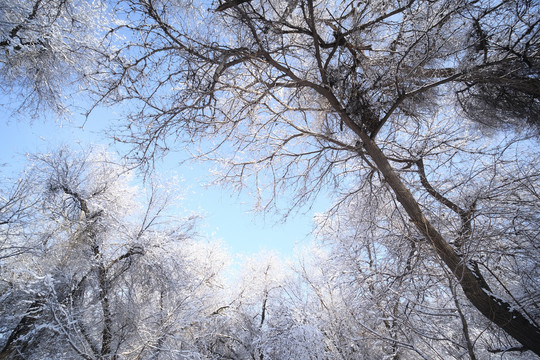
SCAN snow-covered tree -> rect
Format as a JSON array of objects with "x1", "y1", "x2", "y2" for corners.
[
  {"x1": 310, "y1": 132, "x2": 540, "y2": 358},
  {"x1": 2, "y1": 0, "x2": 539, "y2": 356},
  {"x1": 198, "y1": 252, "x2": 328, "y2": 360},
  {"x1": 0, "y1": 147, "x2": 229, "y2": 359},
  {"x1": 93, "y1": 0, "x2": 540, "y2": 354},
  {"x1": 0, "y1": 0, "x2": 114, "y2": 117}
]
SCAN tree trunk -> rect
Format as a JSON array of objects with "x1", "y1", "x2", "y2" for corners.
[
  {"x1": 0, "y1": 299, "x2": 44, "y2": 360},
  {"x1": 93, "y1": 243, "x2": 114, "y2": 358},
  {"x1": 98, "y1": 264, "x2": 114, "y2": 357},
  {"x1": 317, "y1": 84, "x2": 540, "y2": 353},
  {"x1": 358, "y1": 132, "x2": 540, "y2": 355}
]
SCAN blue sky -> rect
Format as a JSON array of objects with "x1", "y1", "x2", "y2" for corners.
[{"x1": 0, "y1": 103, "x2": 327, "y2": 258}]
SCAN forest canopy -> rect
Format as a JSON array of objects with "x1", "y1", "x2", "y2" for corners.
[{"x1": 1, "y1": 0, "x2": 540, "y2": 358}]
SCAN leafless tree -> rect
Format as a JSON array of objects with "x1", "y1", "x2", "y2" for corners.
[
  {"x1": 97, "y1": 0, "x2": 540, "y2": 355},
  {"x1": 0, "y1": 147, "x2": 227, "y2": 359},
  {"x1": 0, "y1": 0, "x2": 113, "y2": 117}
]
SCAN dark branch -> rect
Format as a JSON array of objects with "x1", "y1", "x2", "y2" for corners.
[{"x1": 215, "y1": 0, "x2": 252, "y2": 12}]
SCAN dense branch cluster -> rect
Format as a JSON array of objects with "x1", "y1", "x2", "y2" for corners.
[
  {"x1": 1, "y1": 0, "x2": 539, "y2": 358},
  {"x1": 0, "y1": 0, "x2": 112, "y2": 116}
]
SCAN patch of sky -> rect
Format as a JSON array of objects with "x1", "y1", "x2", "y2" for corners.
[{"x1": 0, "y1": 99, "x2": 329, "y2": 259}]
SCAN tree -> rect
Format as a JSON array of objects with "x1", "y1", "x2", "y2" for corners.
[
  {"x1": 454, "y1": 2, "x2": 540, "y2": 132},
  {"x1": 0, "y1": 0, "x2": 113, "y2": 117},
  {"x1": 0, "y1": 172, "x2": 38, "y2": 260},
  {"x1": 310, "y1": 138, "x2": 540, "y2": 358},
  {"x1": 198, "y1": 252, "x2": 329, "y2": 360},
  {"x1": 97, "y1": 0, "x2": 540, "y2": 355},
  {"x1": 0, "y1": 147, "x2": 229, "y2": 359}
]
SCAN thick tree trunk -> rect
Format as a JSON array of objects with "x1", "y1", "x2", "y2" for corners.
[
  {"x1": 94, "y1": 244, "x2": 114, "y2": 358},
  {"x1": 0, "y1": 299, "x2": 44, "y2": 360},
  {"x1": 358, "y1": 132, "x2": 540, "y2": 355}
]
